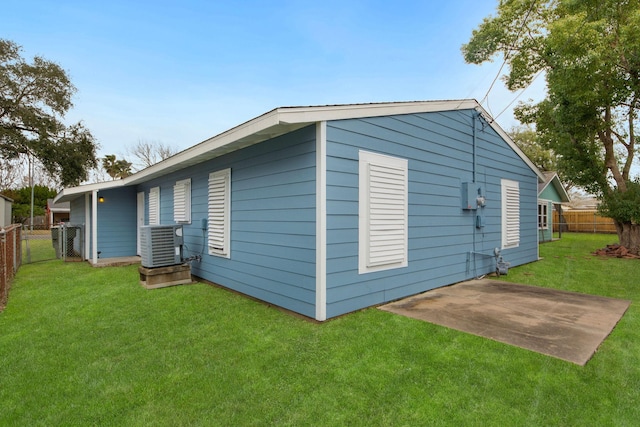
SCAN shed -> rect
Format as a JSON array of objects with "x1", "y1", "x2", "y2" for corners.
[
  {"x1": 537, "y1": 171, "x2": 570, "y2": 242},
  {"x1": 55, "y1": 100, "x2": 544, "y2": 321},
  {"x1": 0, "y1": 194, "x2": 13, "y2": 227}
]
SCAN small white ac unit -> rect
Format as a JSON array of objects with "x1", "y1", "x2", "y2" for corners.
[{"x1": 140, "y1": 225, "x2": 183, "y2": 268}]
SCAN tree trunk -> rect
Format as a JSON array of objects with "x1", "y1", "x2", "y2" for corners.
[{"x1": 615, "y1": 221, "x2": 640, "y2": 255}]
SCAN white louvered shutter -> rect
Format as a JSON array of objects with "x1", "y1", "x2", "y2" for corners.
[
  {"x1": 149, "y1": 187, "x2": 160, "y2": 225},
  {"x1": 359, "y1": 151, "x2": 408, "y2": 273},
  {"x1": 174, "y1": 179, "x2": 191, "y2": 223},
  {"x1": 208, "y1": 169, "x2": 230, "y2": 257},
  {"x1": 502, "y1": 180, "x2": 520, "y2": 248},
  {"x1": 367, "y1": 162, "x2": 407, "y2": 267}
]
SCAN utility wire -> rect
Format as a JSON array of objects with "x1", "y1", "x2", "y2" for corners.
[{"x1": 478, "y1": 0, "x2": 538, "y2": 111}]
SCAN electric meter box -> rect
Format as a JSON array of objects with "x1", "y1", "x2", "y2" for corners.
[{"x1": 461, "y1": 182, "x2": 485, "y2": 210}]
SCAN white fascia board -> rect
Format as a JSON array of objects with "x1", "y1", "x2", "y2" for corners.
[
  {"x1": 125, "y1": 110, "x2": 283, "y2": 185},
  {"x1": 277, "y1": 100, "x2": 480, "y2": 124},
  {"x1": 54, "y1": 180, "x2": 126, "y2": 204},
  {"x1": 474, "y1": 104, "x2": 546, "y2": 182},
  {"x1": 551, "y1": 175, "x2": 571, "y2": 202},
  {"x1": 78, "y1": 100, "x2": 496, "y2": 191}
]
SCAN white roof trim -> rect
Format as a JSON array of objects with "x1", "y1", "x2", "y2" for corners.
[
  {"x1": 55, "y1": 100, "x2": 544, "y2": 201},
  {"x1": 538, "y1": 172, "x2": 571, "y2": 202},
  {"x1": 473, "y1": 104, "x2": 545, "y2": 182},
  {"x1": 54, "y1": 179, "x2": 126, "y2": 203}
]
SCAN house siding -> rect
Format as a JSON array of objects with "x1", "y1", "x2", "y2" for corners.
[
  {"x1": 324, "y1": 110, "x2": 538, "y2": 318},
  {"x1": 136, "y1": 125, "x2": 318, "y2": 318}
]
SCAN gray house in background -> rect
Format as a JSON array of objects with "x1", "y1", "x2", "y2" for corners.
[
  {"x1": 0, "y1": 194, "x2": 13, "y2": 227},
  {"x1": 55, "y1": 100, "x2": 544, "y2": 321}
]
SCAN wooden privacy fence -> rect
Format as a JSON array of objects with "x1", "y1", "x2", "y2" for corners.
[
  {"x1": 553, "y1": 210, "x2": 617, "y2": 233},
  {"x1": 1, "y1": 224, "x2": 22, "y2": 309}
]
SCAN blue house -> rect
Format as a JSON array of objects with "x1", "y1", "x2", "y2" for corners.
[
  {"x1": 55, "y1": 100, "x2": 544, "y2": 321},
  {"x1": 537, "y1": 171, "x2": 570, "y2": 242}
]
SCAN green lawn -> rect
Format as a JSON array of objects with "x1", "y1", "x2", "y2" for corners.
[{"x1": 1, "y1": 234, "x2": 638, "y2": 426}]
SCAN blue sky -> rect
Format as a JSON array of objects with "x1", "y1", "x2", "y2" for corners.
[{"x1": 2, "y1": 0, "x2": 546, "y2": 159}]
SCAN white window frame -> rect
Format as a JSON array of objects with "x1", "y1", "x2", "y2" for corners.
[
  {"x1": 148, "y1": 186, "x2": 160, "y2": 225},
  {"x1": 538, "y1": 200, "x2": 549, "y2": 230},
  {"x1": 359, "y1": 150, "x2": 408, "y2": 274},
  {"x1": 208, "y1": 169, "x2": 231, "y2": 258},
  {"x1": 173, "y1": 178, "x2": 192, "y2": 224},
  {"x1": 501, "y1": 179, "x2": 520, "y2": 249}
]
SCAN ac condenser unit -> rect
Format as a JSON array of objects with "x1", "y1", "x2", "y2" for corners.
[{"x1": 140, "y1": 225, "x2": 184, "y2": 268}]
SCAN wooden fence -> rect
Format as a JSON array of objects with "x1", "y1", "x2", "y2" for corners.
[
  {"x1": 1, "y1": 224, "x2": 22, "y2": 309},
  {"x1": 553, "y1": 210, "x2": 617, "y2": 233}
]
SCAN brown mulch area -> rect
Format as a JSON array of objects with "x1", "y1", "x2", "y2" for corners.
[{"x1": 593, "y1": 244, "x2": 640, "y2": 259}]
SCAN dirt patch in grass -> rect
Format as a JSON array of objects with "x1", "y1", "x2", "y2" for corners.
[{"x1": 593, "y1": 244, "x2": 640, "y2": 259}]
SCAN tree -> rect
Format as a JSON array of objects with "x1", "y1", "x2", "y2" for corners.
[
  {"x1": 463, "y1": 0, "x2": 640, "y2": 253},
  {"x1": 0, "y1": 38, "x2": 98, "y2": 187},
  {"x1": 3, "y1": 185, "x2": 57, "y2": 224},
  {"x1": 509, "y1": 125, "x2": 558, "y2": 172},
  {"x1": 102, "y1": 154, "x2": 132, "y2": 179},
  {"x1": 126, "y1": 139, "x2": 178, "y2": 170},
  {"x1": 0, "y1": 157, "x2": 21, "y2": 191}
]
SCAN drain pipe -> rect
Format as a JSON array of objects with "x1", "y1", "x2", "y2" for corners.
[
  {"x1": 472, "y1": 111, "x2": 478, "y2": 275},
  {"x1": 472, "y1": 110, "x2": 478, "y2": 184}
]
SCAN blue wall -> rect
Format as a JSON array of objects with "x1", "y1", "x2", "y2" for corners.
[
  {"x1": 77, "y1": 108, "x2": 539, "y2": 320},
  {"x1": 324, "y1": 110, "x2": 538, "y2": 318},
  {"x1": 136, "y1": 125, "x2": 318, "y2": 318}
]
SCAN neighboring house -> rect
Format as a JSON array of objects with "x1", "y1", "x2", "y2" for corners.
[
  {"x1": 537, "y1": 171, "x2": 570, "y2": 242},
  {"x1": 46, "y1": 199, "x2": 70, "y2": 227},
  {"x1": 55, "y1": 100, "x2": 544, "y2": 321},
  {"x1": 0, "y1": 194, "x2": 13, "y2": 227}
]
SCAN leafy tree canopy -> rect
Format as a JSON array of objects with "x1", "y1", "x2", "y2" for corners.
[
  {"x1": 3, "y1": 185, "x2": 57, "y2": 223},
  {"x1": 463, "y1": 0, "x2": 640, "y2": 251},
  {"x1": 102, "y1": 154, "x2": 132, "y2": 180},
  {"x1": 0, "y1": 39, "x2": 98, "y2": 187}
]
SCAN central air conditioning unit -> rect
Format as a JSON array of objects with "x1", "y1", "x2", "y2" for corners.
[{"x1": 140, "y1": 224, "x2": 183, "y2": 268}]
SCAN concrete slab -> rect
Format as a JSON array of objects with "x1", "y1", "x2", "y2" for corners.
[{"x1": 379, "y1": 279, "x2": 631, "y2": 365}]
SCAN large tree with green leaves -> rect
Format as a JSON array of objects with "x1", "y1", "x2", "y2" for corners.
[
  {"x1": 463, "y1": 0, "x2": 640, "y2": 253},
  {"x1": 0, "y1": 39, "x2": 98, "y2": 187},
  {"x1": 3, "y1": 185, "x2": 57, "y2": 224}
]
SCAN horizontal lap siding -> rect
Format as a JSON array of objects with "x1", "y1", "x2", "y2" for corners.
[
  {"x1": 138, "y1": 125, "x2": 317, "y2": 318},
  {"x1": 69, "y1": 197, "x2": 85, "y2": 225},
  {"x1": 325, "y1": 110, "x2": 538, "y2": 318}
]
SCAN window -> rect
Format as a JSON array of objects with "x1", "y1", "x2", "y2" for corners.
[
  {"x1": 148, "y1": 187, "x2": 160, "y2": 225},
  {"x1": 359, "y1": 151, "x2": 408, "y2": 274},
  {"x1": 501, "y1": 179, "x2": 520, "y2": 249},
  {"x1": 208, "y1": 169, "x2": 231, "y2": 258},
  {"x1": 174, "y1": 178, "x2": 191, "y2": 223},
  {"x1": 538, "y1": 202, "x2": 548, "y2": 230}
]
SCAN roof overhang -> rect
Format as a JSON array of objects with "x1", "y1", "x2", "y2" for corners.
[
  {"x1": 54, "y1": 179, "x2": 127, "y2": 203},
  {"x1": 55, "y1": 100, "x2": 545, "y2": 202}
]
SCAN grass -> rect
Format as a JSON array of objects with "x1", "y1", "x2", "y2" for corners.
[{"x1": 1, "y1": 234, "x2": 638, "y2": 426}]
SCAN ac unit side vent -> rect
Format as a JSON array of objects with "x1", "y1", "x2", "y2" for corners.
[{"x1": 140, "y1": 225, "x2": 183, "y2": 268}]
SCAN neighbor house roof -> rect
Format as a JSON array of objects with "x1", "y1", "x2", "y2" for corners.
[
  {"x1": 55, "y1": 100, "x2": 545, "y2": 203},
  {"x1": 47, "y1": 199, "x2": 70, "y2": 212},
  {"x1": 538, "y1": 171, "x2": 570, "y2": 203}
]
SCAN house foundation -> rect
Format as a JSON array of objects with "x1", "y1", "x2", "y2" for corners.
[{"x1": 139, "y1": 264, "x2": 194, "y2": 289}]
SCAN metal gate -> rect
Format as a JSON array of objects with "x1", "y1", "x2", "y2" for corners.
[{"x1": 52, "y1": 224, "x2": 84, "y2": 261}]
